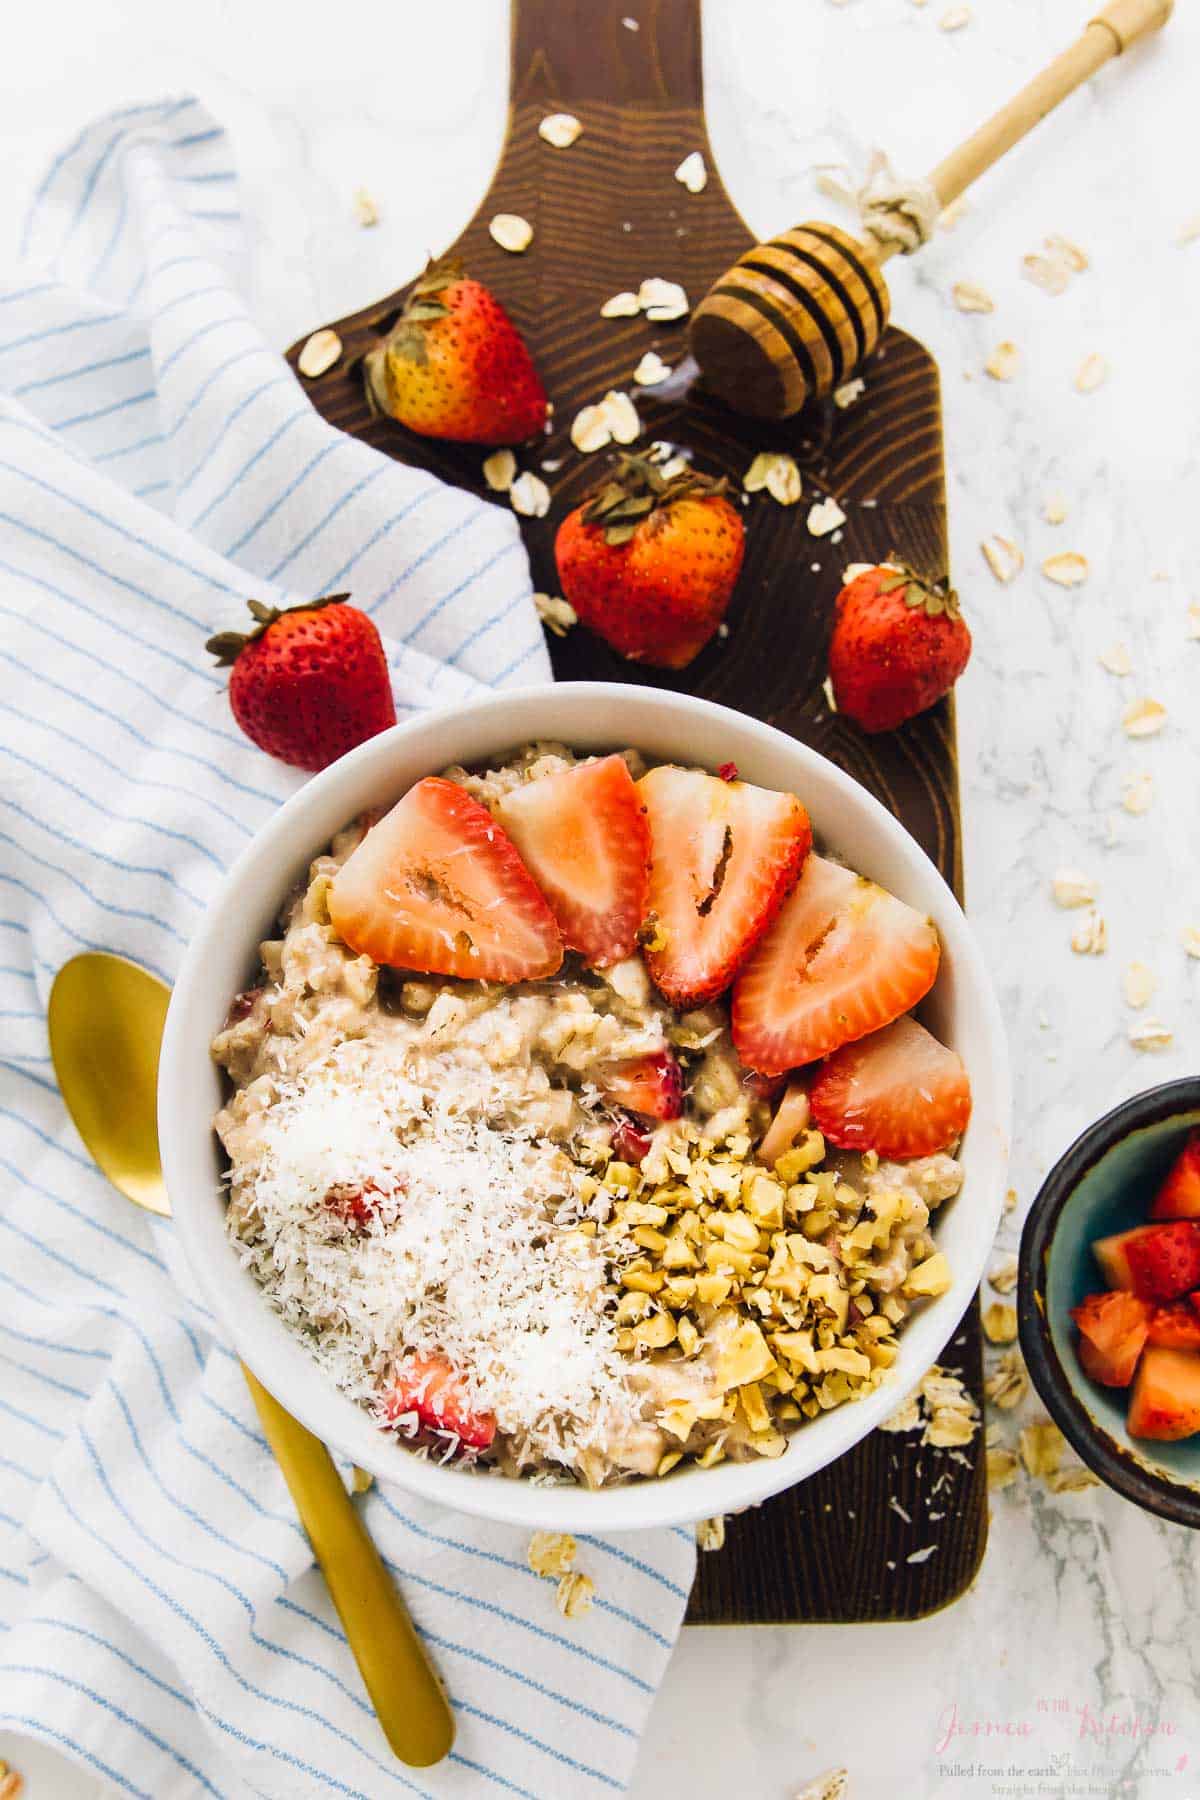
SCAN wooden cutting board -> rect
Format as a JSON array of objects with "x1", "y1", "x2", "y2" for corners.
[{"x1": 287, "y1": 0, "x2": 986, "y2": 1624}]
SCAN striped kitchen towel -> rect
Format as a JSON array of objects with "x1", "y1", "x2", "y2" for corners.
[{"x1": 0, "y1": 98, "x2": 696, "y2": 1800}]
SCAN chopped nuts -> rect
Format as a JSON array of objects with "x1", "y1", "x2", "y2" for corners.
[
  {"x1": 556, "y1": 1570, "x2": 595, "y2": 1618},
  {"x1": 1019, "y1": 1419, "x2": 1065, "y2": 1478},
  {"x1": 482, "y1": 449, "x2": 517, "y2": 493},
  {"x1": 985, "y1": 340, "x2": 1020, "y2": 381},
  {"x1": 981, "y1": 534, "x2": 1023, "y2": 583},
  {"x1": 1130, "y1": 1018, "x2": 1173, "y2": 1051},
  {"x1": 695, "y1": 1515, "x2": 726, "y2": 1552},
  {"x1": 1052, "y1": 868, "x2": 1096, "y2": 909},
  {"x1": 1122, "y1": 697, "x2": 1167, "y2": 738},
  {"x1": 539, "y1": 112, "x2": 583, "y2": 148},
  {"x1": 510, "y1": 471, "x2": 550, "y2": 517},
  {"x1": 982, "y1": 1302, "x2": 1018, "y2": 1344},
  {"x1": 534, "y1": 592, "x2": 578, "y2": 637},
  {"x1": 952, "y1": 280, "x2": 993, "y2": 313},
  {"x1": 489, "y1": 213, "x2": 534, "y2": 253},
  {"x1": 807, "y1": 497, "x2": 846, "y2": 537},
  {"x1": 633, "y1": 350, "x2": 672, "y2": 387},
  {"x1": 1070, "y1": 911, "x2": 1107, "y2": 956},
  {"x1": 1123, "y1": 961, "x2": 1155, "y2": 1009},
  {"x1": 637, "y1": 277, "x2": 689, "y2": 321},
  {"x1": 528, "y1": 1530, "x2": 577, "y2": 1577},
  {"x1": 297, "y1": 328, "x2": 343, "y2": 379},
  {"x1": 1074, "y1": 352, "x2": 1109, "y2": 394},
  {"x1": 1041, "y1": 552, "x2": 1089, "y2": 588},
  {"x1": 600, "y1": 290, "x2": 641, "y2": 318},
  {"x1": 1098, "y1": 641, "x2": 1132, "y2": 676},
  {"x1": 674, "y1": 151, "x2": 708, "y2": 194}
]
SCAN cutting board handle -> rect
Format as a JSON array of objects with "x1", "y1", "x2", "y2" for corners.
[{"x1": 511, "y1": 0, "x2": 704, "y2": 108}]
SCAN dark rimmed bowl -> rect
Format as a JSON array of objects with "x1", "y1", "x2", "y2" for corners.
[{"x1": 1019, "y1": 1078, "x2": 1200, "y2": 1528}]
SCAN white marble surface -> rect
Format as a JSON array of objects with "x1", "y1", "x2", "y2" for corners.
[{"x1": 3, "y1": 1, "x2": 1199, "y2": 1795}]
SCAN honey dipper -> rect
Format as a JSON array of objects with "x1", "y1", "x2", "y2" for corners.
[{"x1": 689, "y1": 0, "x2": 1172, "y2": 419}]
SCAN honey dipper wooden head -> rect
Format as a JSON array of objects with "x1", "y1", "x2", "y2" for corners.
[{"x1": 691, "y1": 0, "x2": 1173, "y2": 419}]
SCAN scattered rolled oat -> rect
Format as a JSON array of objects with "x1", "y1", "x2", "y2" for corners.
[
  {"x1": 794, "y1": 1770, "x2": 849, "y2": 1800},
  {"x1": 539, "y1": 112, "x2": 583, "y2": 148},
  {"x1": 1043, "y1": 493, "x2": 1068, "y2": 525},
  {"x1": 984, "y1": 1348, "x2": 1028, "y2": 1411},
  {"x1": 980, "y1": 534, "x2": 1023, "y2": 583},
  {"x1": 297, "y1": 328, "x2": 343, "y2": 379},
  {"x1": 878, "y1": 1393, "x2": 922, "y2": 1433},
  {"x1": 528, "y1": 1530, "x2": 577, "y2": 1577},
  {"x1": 1005, "y1": 1187, "x2": 1018, "y2": 1212},
  {"x1": 746, "y1": 451, "x2": 802, "y2": 506},
  {"x1": 1182, "y1": 925, "x2": 1200, "y2": 960},
  {"x1": 695, "y1": 1515, "x2": 726, "y2": 1552},
  {"x1": 637, "y1": 277, "x2": 689, "y2": 321},
  {"x1": 1074, "y1": 352, "x2": 1109, "y2": 394},
  {"x1": 907, "y1": 1544, "x2": 938, "y2": 1563},
  {"x1": 353, "y1": 187, "x2": 380, "y2": 228},
  {"x1": 489, "y1": 213, "x2": 534, "y2": 254},
  {"x1": 982, "y1": 1302, "x2": 1018, "y2": 1345},
  {"x1": 807, "y1": 496, "x2": 846, "y2": 537},
  {"x1": 919, "y1": 1366, "x2": 980, "y2": 1447},
  {"x1": 1022, "y1": 252, "x2": 1071, "y2": 296},
  {"x1": 1123, "y1": 962, "x2": 1155, "y2": 1008},
  {"x1": 1098, "y1": 641, "x2": 1131, "y2": 676},
  {"x1": 987, "y1": 1446, "x2": 1020, "y2": 1489},
  {"x1": 939, "y1": 4, "x2": 971, "y2": 28},
  {"x1": 570, "y1": 389, "x2": 641, "y2": 453},
  {"x1": 633, "y1": 350, "x2": 672, "y2": 387},
  {"x1": 988, "y1": 1256, "x2": 1019, "y2": 1295},
  {"x1": 350, "y1": 1465, "x2": 374, "y2": 1494},
  {"x1": 622, "y1": 13, "x2": 639, "y2": 26},
  {"x1": 556, "y1": 1569, "x2": 595, "y2": 1618},
  {"x1": 1177, "y1": 216, "x2": 1200, "y2": 245},
  {"x1": 1046, "y1": 1464, "x2": 1100, "y2": 1493},
  {"x1": 482, "y1": 449, "x2": 517, "y2": 493},
  {"x1": 0, "y1": 1766, "x2": 24, "y2": 1800},
  {"x1": 674, "y1": 151, "x2": 708, "y2": 194},
  {"x1": 833, "y1": 377, "x2": 865, "y2": 408},
  {"x1": 952, "y1": 279, "x2": 993, "y2": 313},
  {"x1": 1019, "y1": 1418, "x2": 1064, "y2": 1478},
  {"x1": 1041, "y1": 552, "x2": 1089, "y2": 588},
  {"x1": 1130, "y1": 1017, "x2": 1173, "y2": 1051},
  {"x1": 1070, "y1": 911, "x2": 1107, "y2": 955},
  {"x1": 571, "y1": 403, "x2": 613, "y2": 454},
  {"x1": 534, "y1": 592, "x2": 578, "y2": 637},
  {"x1": 510, "y1": 471, "x2": 550, "y2": 517},
  {"x1": 1045, "y1": 233, "x2": 1088, "y2": 272},
  {"x1": 1187, "y1": 602, "x2": 1200, "y2": 639},
  {"x1": 600, "y1": 290, "x2": 641, "y2": 318},
  {"x1": 1121, "y1": 696, "x2": 1167, "y2": 738},
  {"x1": 985, "y1": 341, "x2": 1020, "y2": 381},
  {"x1": 1052, "y1": 868, "x2": 1096, "y2": 909},
  {"x1": 1121, "y1": 771, "x2": 1153, "y2": 815}
]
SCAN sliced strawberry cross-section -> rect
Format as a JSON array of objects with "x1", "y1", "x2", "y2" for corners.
[
  {"x1": 494, "y1": 754, "x2": 650, "y2": 968},
  {"x1": 595, "y1": 1050, "x2": 684, "y2": 1121},
  {"x1": 1093, "y1": 1220, "x2": 1200, "y2": 1305},
  {"x1": 380, "y1": 1354, "x2": 496, "y2": 1452},
  {"x1": 1071, "y1": 1290, "x2": 1151, "y2": 1387},
  {"x1": 1146, "y1": 1301, "x2": 1200, "y2": 1352},
  {"x1": 732, "y1": 853, "x2": 940, "y2": 1076},
  {"x1": 1149, "y1": 1129, "x2": 1200, "y2": 1221},
  {"x1": 807, "y1": 1014, "x2": 971, "y2": 1159},
  {"x1": 1127, "y1": 1345, "x2": 1200, "y2": 1441},
  {"x1": 638, "y1": 764, "x2": 811, "y2": 1009},
  {"x1": 329, "y1": 776, "x2": 562, "y2": 981}
]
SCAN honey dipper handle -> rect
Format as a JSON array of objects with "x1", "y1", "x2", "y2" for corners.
[{"x1": 927, "y1": 0, "x2": 1172, "y2": 209}]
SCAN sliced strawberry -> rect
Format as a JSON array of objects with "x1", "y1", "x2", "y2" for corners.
[
  {"x1": 731, "y1": 853, "x2": 940, "y2": 1075},
  {"x1": 638, "y1": 765, "x2": 811, "y2": 1008},
  {"x1": 596, "y1": 1051, "x2": 683, "y2": 1121},
  {"x1": 1071, "y1": 1290, "x2": 1151, "y2": 1386},
  {"x1": 1149, "y1": 1130, "x2": 1200, "y2": 1220},
  {"x1": 610, "y1": 1114, "x2": 653, "y2": 1165},
  {"x1": 756, "y1": 1078, "x2": 811, "y2": 1167},
  {"x1": 807, "y1": 1015, "x2": 971, "y2": 1158},
  {"x1": 1128, "y1": 1346, "x2": 1200, "y2": 1441},
  {"x1": 1094, "y1": 1221, "x2": 1200, "y2": 1304},
  {"x1": 493, "y1": 755, "x2": 650, "y2": 968},
  {"x1": 381, "y1": 1354, "x2": 496, "y2": 1451},
  {"x1": 329, "y1": 777, "x2": 562, "y2": 981},
  {"x1": 1146, "y1": 1302, "x2": 1200, "y2": 1351}
]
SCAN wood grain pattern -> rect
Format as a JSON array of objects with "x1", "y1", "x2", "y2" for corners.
[{"x1": 286, "y1": 0, "x2": 986, "y2": 1626}]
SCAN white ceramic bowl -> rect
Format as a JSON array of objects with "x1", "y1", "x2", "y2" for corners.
[{"x1": 160, "y1": 683, "x2": 1010, "y2": 1532}]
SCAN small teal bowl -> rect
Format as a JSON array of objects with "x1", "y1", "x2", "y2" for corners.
[{"x1": 1019, "y1": 1079, "x2": 1200, "y2": 1527}]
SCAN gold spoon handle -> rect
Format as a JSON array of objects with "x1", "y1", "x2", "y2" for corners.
[{"x1": 241, "y1": 1367, "x2": 455, "y2": 1767}]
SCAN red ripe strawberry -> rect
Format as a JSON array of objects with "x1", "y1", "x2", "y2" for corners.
[
  {"x1": 555, "y1": 456, "x2": 746, "y2": 669},
  {"x1": 381, "y1": 1354, "x2": 496, "y2": 1452},
  {"x1": 610, "y1": 1115, "x2": 653, "y2": 1165},
  {"x1": 329, "y1": 776, "x2": 561, "y2": 981},
  {"x1": 363, "y1": 256, "x2": 547, "y2": 445},
  {"x1": 1149, "y1": 1130, "x2": 1200, "y2": 1220},
  {"x1": 1094, "y1": 1221, "x2": 1200, "y2": 1305},
  {"x1": 1128, "y1": 1346, "x2": 1200, "y2": 1441},
  {"x1": 828, "y1": 562, "x2": 972, "y2": 734},
  {"x1": 807, "y1": 1015, "x2": 971, "y2": 1159},
  {"x1": 639, "y1": 765, "x2": 811, "y2": 1008},
  {"x1": 1071, "y1": 1290, "x2": 1151, "y2": 1387},
  {"x1": 1145, "y1": 1301, "x2": 1200, "y2": 1351},
  {"x1": 494, "y1": 755, "x2": 650, "y2": 967},
  {"x1": 207, "y1": 594, "x2": 395, "y2": 772},
  {"x1": 596, "y1": 1050, "x2": 684, "y2": 1121},
  {"x1": 732, "y1": 854, "x2": 940, "y2": 1076}
]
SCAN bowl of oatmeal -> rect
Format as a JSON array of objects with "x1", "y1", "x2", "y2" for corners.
[{"x1": 159, "y1": 683, "x2": 1010, "y2": 1531}]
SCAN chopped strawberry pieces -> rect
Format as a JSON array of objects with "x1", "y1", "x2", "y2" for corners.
[
  {"x1": 1149, "y1": 1130, "x2": 1200, "y2": 1220},
  {"x1": 1071, "y1": 1290, "x2": 1151, "y2": 1387},
  {"x1": 717, "y1": 762, "x2": 738, "y2": 782},
  {"x1": 807, "y1": 1015, "x2": 971, "y2": 1158},
  {"x1": 638, "y1": 765, "x2": 811, "y2": 1009},
  {"x1": 1146, "y1": 1302, "x2": 1200, "y2": 1351},
  {"x1": 329, "y1": 776, "x2": 562, "y2": 982},
  {"x1": 731, "y1": 853, "x2": 940, "y2": 1075},
  {"x1": 596, "y1": 1051, "x2": 684, "y2": 1121},
  {"x1": 494, "y1": 755, "x2": 650, "y2": 968},
  {"x1": 224, "y1": 987, "x2": 263, "y2": 1026},
  {"x1": 324, "y1": 1180, "x2": 391, "y2": 1230},
  {"x1": 1093, "y1": 1221, "x2": 1200, "y2": 1304},
  {"x1": 381, "y1": 1354, "x2": 496, "y2": 1452},
  {"x1": 1127, "y1": 1346, "x2": 1200, "y2": 1441},
  {"x1": 610, "y1": 1115, "x2": 653, "y2": 1165}
]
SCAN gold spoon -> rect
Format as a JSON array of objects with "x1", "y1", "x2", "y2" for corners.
[{"x1": 47, "y1": 951, "x2": 455, "y2": 1769}]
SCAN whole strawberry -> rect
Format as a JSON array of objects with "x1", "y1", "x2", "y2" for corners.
[
  {"x1": 364, "y1": 256, "x2": 547, "y2": 446},
  {"x1": 555, "y1": 455, "x2": 745, "y2": 668},
  {"x1": 207, "y1": 595, "x2": 396, "y2": 772},
  {"x1": 827, "y1": 561, "x2": 971, "y2": 733}
]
